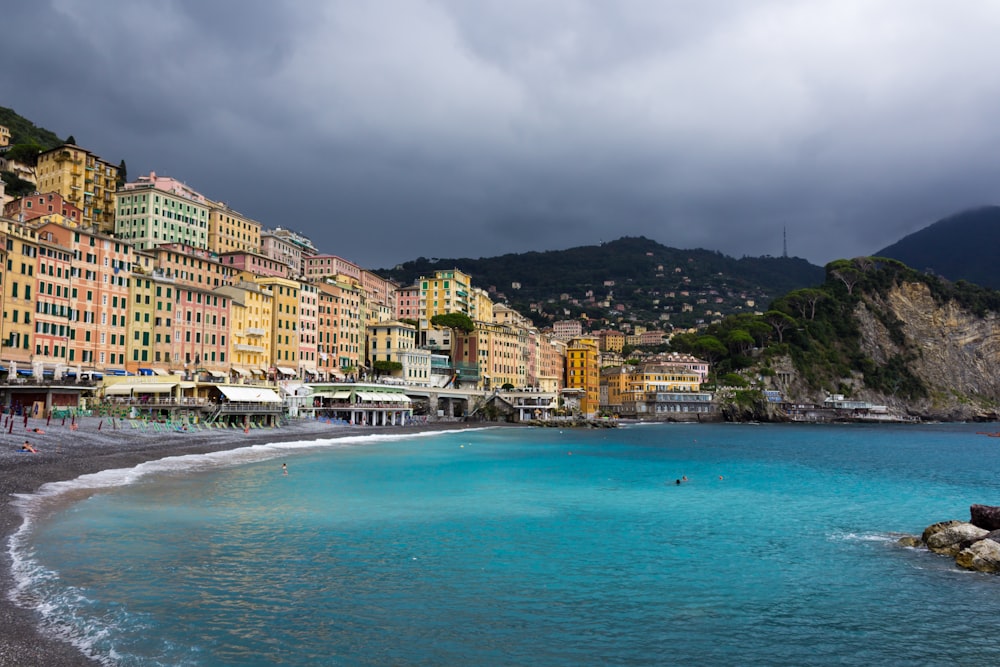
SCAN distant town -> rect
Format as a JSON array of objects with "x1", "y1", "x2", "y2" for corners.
[{"x1": 0, "y1": 129, "x2": 802, "y2": 424}]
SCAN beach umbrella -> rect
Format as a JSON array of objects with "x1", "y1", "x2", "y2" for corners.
[{"x1": 98, "y1": 420, "x2": 103, "y2": 431}]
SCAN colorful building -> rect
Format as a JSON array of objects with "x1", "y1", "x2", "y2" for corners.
[
  {"x1": 35, "y1": 143, "x2": 118, "y2": 233},
  {"x1": 215, "y1": 280, "x2": 273, "y2": 378},
  {"x1": 4, "y1": 192, "x2": 82, "y2": 225},
  {"x1": 114, "y1": 172, "x2": 209, "y2": 250},
  {"x1": 368, "y1": 320, "x2": 430, "y2": 384},
  {"x1": 565, "y1": 336, "x2": 601, "y2": 417},
  {"x1": 0, "y1": 220, "x2": 40, "y2": 366},
  {"x1": 298, "y1": 281, "x2": 318, "y2": 379},
  {"x1": 207, "y1": 201, "x2": 261, "y2": 255},
  {"x1": 35, "y1": 221, "x2": 133, "y2": 371},
  {"x1": 253, "y1": 275, "x2": 300, "y2": 377}
]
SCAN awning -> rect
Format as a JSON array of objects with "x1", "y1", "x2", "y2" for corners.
[
  {"x1": 104, "y1": 383, "x2": 176, "y2": 395},
  {"x1": 332, "y1": 390, "x2": 352, "y2": 400},
  {"x1": 151, "y1": 367, "x2": 169, "y2": 376},
  {"x1": 280, "y1": 383, "x2": 309, "y2": 396},
  {"x1": 379, "y1": 393, "x2": 411, "y2": 403},
  {"x1": 16, "y1": 369, "x2": 32, "y2": 376},
  {"x1": 138, "y1": 368, "x2": 154, "y2": 376},
  {"x1": 108, "y1": 369, "x2": 130, "y2": 376},
  {"x1": 276, "y1": 366, "x2": 296, "y2": 376},
  {"x1": 231, "y1": 367, "x2": 250, "y2": 377},
  {"x1": 218, "y1": 386, "x2": 282, "y2": 403},
  {"x1": 208, "y1": 370, "x2": 226, "y2": 378}
]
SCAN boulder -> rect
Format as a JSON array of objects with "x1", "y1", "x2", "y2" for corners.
[
  {"x1": 921, "y1": 520, "x2": 962, "y2": 544},
  {"x1": 956, "y1": 539, "x2": 1000, "y2": 574},
  {"x1": 958, "y1": 529, "x2": 1000, "y2": 551},
  {"x1": 970, "y1": 504, "x2": 1000, "y2": 531},
  {"x1": 925, "y1": 522, "x2": 989, "y2": 556},
  {"x1": 897, "y1": 536, "x2": 923, "y2": 548}
]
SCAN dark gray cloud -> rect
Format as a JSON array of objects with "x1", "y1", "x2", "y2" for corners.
[{"x1": 5, "y1": 0, "x2": 1000, "y2": 270}]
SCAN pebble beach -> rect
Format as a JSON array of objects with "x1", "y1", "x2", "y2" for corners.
[{"x1": 0, "y1": 415, "x2": 475, "y2": 666}]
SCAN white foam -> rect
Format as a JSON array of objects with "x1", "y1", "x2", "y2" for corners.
[{"x1": 6, "y1": 426, "x2": 482, "y2": 664}]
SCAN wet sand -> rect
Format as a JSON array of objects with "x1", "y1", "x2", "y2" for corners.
[{"x1": 0, "y1": 415, "x2": 478, "y2": 666}]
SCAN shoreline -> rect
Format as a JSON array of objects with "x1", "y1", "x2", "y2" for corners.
[{"x1": 0, "y1": 416, "x2": 479, "y2": 667}]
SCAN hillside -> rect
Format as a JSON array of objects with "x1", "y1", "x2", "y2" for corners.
[
  {"x1": 875, "y1": 206, "x2": 1000, "y2": 289},
  {"x1": 684, "y1": 257, "x2": 1000, "y2": 421},
  {"x1": 379, "y1": 237, "x2": 824, "y2": 329},
  {"x1": 0, "y1": 105, "x2": 64, "y2": 150}
]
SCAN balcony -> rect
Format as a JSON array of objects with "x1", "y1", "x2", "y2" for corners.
[
  {"x1": 234, "y1": 343, "x2": 264, "y2": 353},
  {"x1": 246, "y1": 327, "x2": 266, "y2": 337}
]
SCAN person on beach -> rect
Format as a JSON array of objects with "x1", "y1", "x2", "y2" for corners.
[{"x1": 20, "y1": 441, "x2": 37, "y2": 453}]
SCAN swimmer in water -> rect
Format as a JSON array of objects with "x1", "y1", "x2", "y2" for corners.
[{"x1": 282, "y1": 463, "x2": 288, "y2": 476}]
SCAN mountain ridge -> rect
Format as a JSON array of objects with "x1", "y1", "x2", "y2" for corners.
[
  {"x1": 875, "y1": 205, "x2": 1000, "y2": 289},
  {"x1": 378, "y1": 236, "x2": 825, "y2": 329}
]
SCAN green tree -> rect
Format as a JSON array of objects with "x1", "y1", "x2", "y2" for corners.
[
  {"x1": 430, "y1": 312, "x2": 475, "y2": 333},
  {"x1": 372, "y1": 360, "x2": 403, "y2": 377},
  {"x1": 693, "y1": 335, "x2": 726, "y2": 365},
  {"x1": 764, "y1": 310, "x2": 797, "y2": 343},
  {"x1": 4, "y1": 142, "x2": 42, "y2": 166}
]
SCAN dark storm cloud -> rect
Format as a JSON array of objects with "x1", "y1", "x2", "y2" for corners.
[{"x1": 5, "y1": 1, "x2": 1000, "y2": 270}]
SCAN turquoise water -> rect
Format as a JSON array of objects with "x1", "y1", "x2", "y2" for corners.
[{"x1": 11, "y1": 423, "x2": 1000, "y2": 666}]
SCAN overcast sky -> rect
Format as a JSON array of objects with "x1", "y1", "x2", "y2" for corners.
[{"x1": 4, "y1": 0, "x2": 1000, "y2": 270}]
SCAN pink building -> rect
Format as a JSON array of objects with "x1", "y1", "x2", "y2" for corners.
[
  {"x1": 304, "y1": 254, "x2": 361, "y2": 282},
  {"x1": 219, "y1": 251, "x2": 288, "y2": 278},
  {"x1": 394, "y1": 284, "x2": 421, "y2": 321},
  {"x1": 4, "y1": 192, "x2": 82, "y2": 224}
]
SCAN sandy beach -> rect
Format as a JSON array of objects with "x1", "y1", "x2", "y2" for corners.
[{"x1": 0, "y1": 415, "x2": 477, "y2": 666}]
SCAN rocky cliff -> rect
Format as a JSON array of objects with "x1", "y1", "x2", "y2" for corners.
[
  {"x1": 854, "y1": 281, "x2": 1000, "y2": 420},
  {"x1": 760, "y1": 279, "x2": 1000, "y2": 421}
]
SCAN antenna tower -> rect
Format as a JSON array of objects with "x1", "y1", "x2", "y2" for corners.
[{"x1": 783, "y1": 227, "x2": 788, "y2": 258}]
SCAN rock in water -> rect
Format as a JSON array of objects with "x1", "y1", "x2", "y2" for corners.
[
  {"x1": 970, "y1": 504, "x2": 1000, "y2": 531},
  {"x1": 921, "y1": 520, "x2": 963, "y2": 544},
  {"x1": 956, "y1": 539, "x2": 1000, "y2": 573},
  {"x1": 925, "y1": 523, "x2": 989, "y2": 556}
]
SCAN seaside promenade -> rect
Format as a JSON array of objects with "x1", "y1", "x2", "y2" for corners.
[{"x1": 0, "y1": 415, "x2": 479, "y2": 666}]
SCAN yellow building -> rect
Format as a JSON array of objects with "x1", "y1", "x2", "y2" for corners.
[
  {"x1": 470, "y1": 286, "x2": 494, "y2": 324},
  {"x1": 0, "y1": 125, "x2": 10, "y2": 147},
  {"x1": 565, "y1": 336, "x2": 601, "y2": 417},
  {"x1": 207, "y1": 200, "x2": 262, "y2": 255},
  {"x1": 35, "y1": 143, "x2": 118, "y2": 233},
  {"x1": 455, "y1": 321, "x2": 525, "y2": 390},
  {"x1": 600, "y1": 365, "x2": 633, "y2": 415},
  {"x1": 0, "y1": 220, "x2": 39, "y2": 366},
  {"x1": 253, "y1": 276, "x2": 300, "y2": 376},
  {"x1": 368, "y1": 320, "x2": 430, "y2": 384},
  {"x1": 216, "y1": 280, "x2": 273, "y2": 378},
  {"x1": 417, "y1": 269, "x2": 472, "y2": 335},
  {"x1": 608, "y1": 361, "x2": 713, "y2": 418},
  {"x1": 125, "y1": 273, "x2": 161, "y2": 368},
  {"x1": 597, "y1": 330, "x2": 626, "y2": 354}
]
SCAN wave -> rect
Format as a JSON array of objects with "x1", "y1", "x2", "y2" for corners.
[{"x1": 6, "y1": 427, "x2": 480, "y2": 665}]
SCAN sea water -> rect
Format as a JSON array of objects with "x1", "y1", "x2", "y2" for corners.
[{"x1": 10, "y1": 423, "x2": 1000, "y2": 666}]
